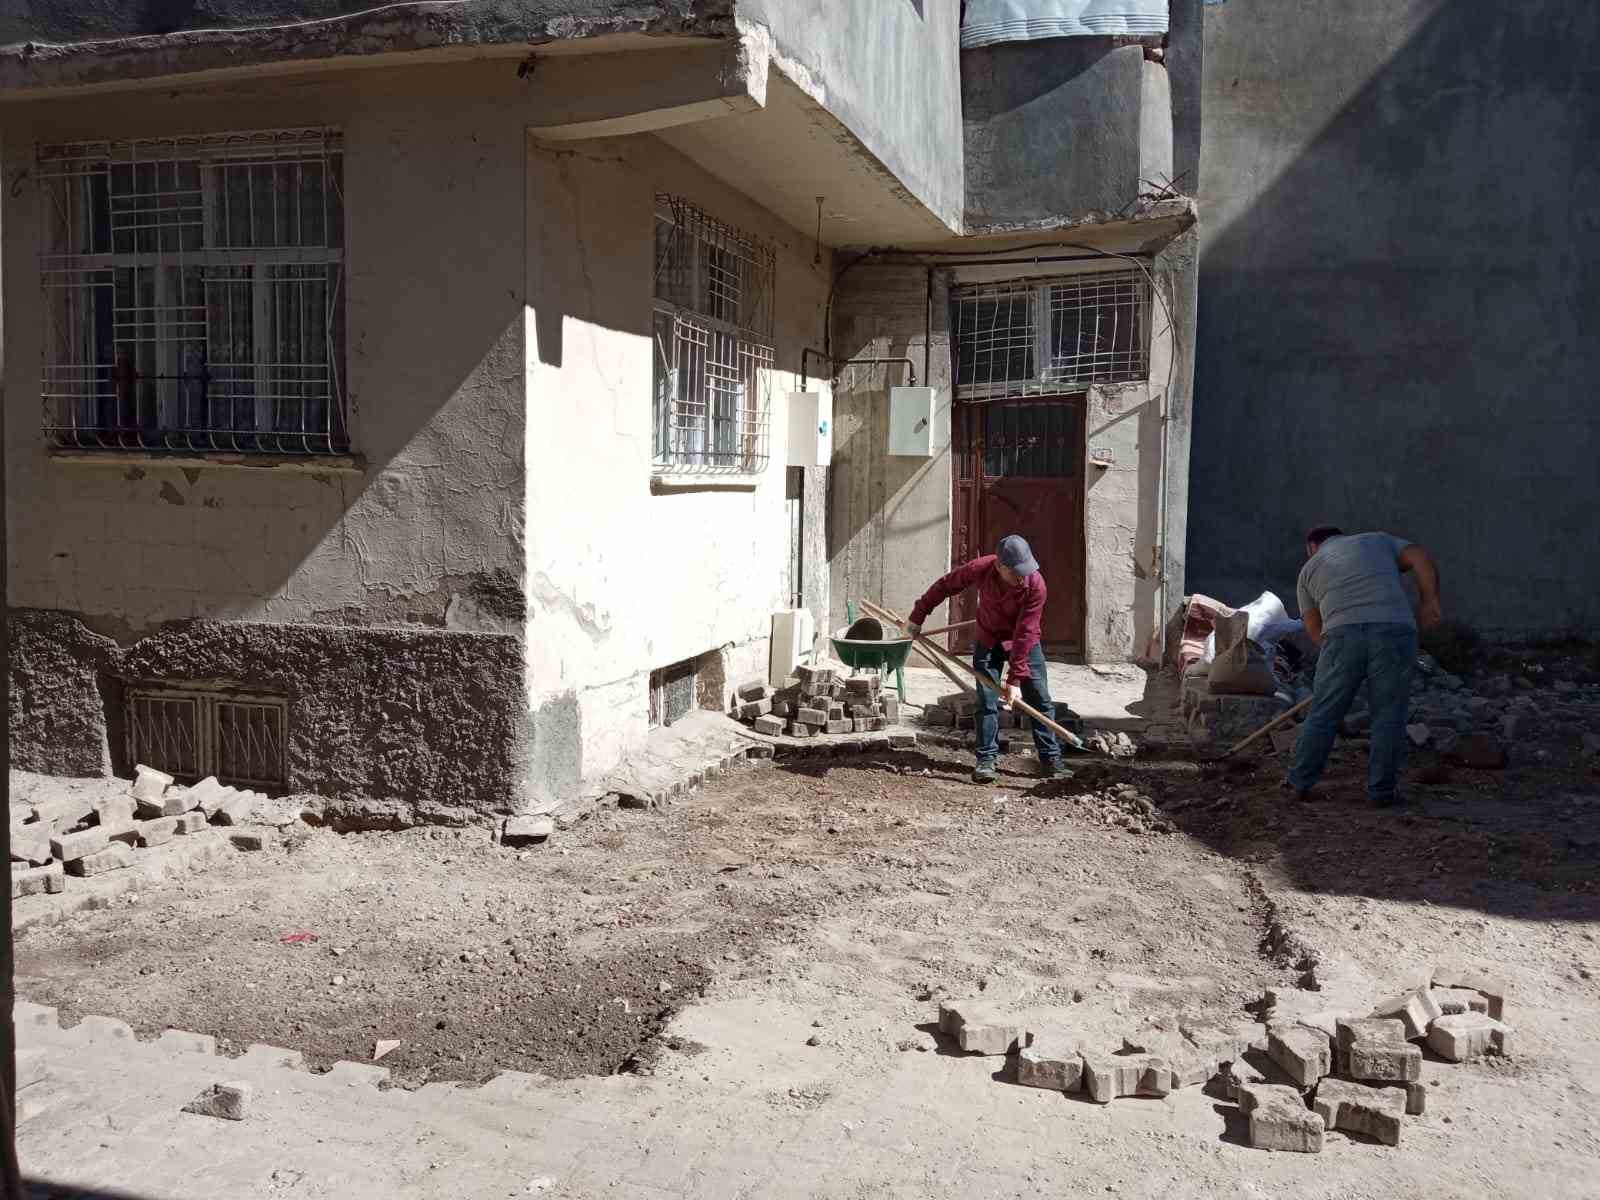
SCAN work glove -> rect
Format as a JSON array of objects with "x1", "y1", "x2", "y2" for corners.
[{"x1": 905, "y1": 622, "x2": 922, "y2": 637}]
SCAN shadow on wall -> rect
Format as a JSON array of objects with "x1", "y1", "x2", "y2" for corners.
[{"x1": 1188, "y1": 0, "x2": 1600, "y2": 635}]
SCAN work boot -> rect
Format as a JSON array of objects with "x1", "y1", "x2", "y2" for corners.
[
  {"x1": 1279, "y1": 778, "x2": 1311, "y2": 802},
  {"x1": 971, "y1": 763, "x2": 997, "y2": 785},
  {"x1": 1037, "y1": 758, "x2": 1070, "y2": 780}
]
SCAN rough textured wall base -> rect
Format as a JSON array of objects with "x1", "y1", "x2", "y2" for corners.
[{"x1": 9, "y1": 609, "x2": 525, "y2": 824}]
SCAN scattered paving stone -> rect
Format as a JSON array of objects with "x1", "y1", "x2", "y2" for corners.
[
  {"x1": 1370, "y1": 987, "x2": 1442, "y2": 1039},
  {"x1": 50, "y1": 827, "x2": 109, "y2": 863},
  {"x1": 1431, "y1": 987, "x2": 1490, "y2": 1016},
  {"x1": 213, "y1": 791, "x2": 257, "y2": 826},
  {"x1": 1430, "y1": 965, "x2": 1508, "y2": 1020},
  {"x1": 175, "y1": 811, "x2": 209, "y2": 835},
  {"x1": 1016, "y1": 1032, "x2": 1082, "y2": 1092},
  {"x1": 796, "y1": 707, "x2": 828, "y2": 726},
  {"x1": 738, "y1": 699, "x2": 773, "y2": 721},
  {"x1": 500, "y1": 816, "x2": 554, "y2": 847},
  {"x1": 1313, "y1": 1078, "x2": 1405, "y2": 1145},
  {"x1": 752, "y1": 716, "x2": 785, "y2": 736},
  {"x1": 888, "y1": 732, "x2": 917, "y2": 749},
  {"x1": 735, "y1": 680, "x2": 767, "y2": 702},
  {"x1": 30, "y1": 795, "x2": 96, "y2": 832},
  {"x1": 191, "y1": 777, "x2": 230, "y2": 818},
  {"x1": 1237, "y1": 1083, "x2": 1323, "y2": 1153},
  {"x1": 1406, "y1": 723, "x2": 1431, "y2": 747},
  {"x1": 182, "y1": 1081, "x2": 253, "y2": 1121},
  {"x1": 136, "y1": 791, "x2": 192, "y2": 820},
  {"x1": 130, "y1": 765, "x2": 175, "y2": 804},
  {"x1": 66, "y1": 843, "x2": 133, "y2": 877},
  {"x1": 139, "y1": 816, "x2": 182, "y2": 848},
  {"x1": 229, "y1": 832, "x2": 267, "y2": 852},
  {"x1": 1426, "y1": 1013, "x2": 1510, "y2": 1062},
  {"x1": 1381, "y1": 1081, "x2": 1427, "y2": 1116},
  {"x1": 10, "y1": 822, "x2": 53, "y2": 866},
  {"x1": 1267, "y1": 1023, "x2": 1332, "y2": 1088},
  {"x1": 1337, "y1": 1019, "x2": 1421, "y2": 1083},
  {"x1": 937, "y1": 1000, "x2": 1030, "y2": 1056},
  {"x1": 1080, "y1": 1051, "x2": 1172, "y2": 1102},
  {"x1": 11, "y1": 862, "x2": 64, "y2": 899}
]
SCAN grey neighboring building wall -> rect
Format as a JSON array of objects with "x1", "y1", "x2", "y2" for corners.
[
  {"x1": 961, "y1": 0, "x2": 1201, "y2": 230},
  {"x1": 1191, "y1": 0, "x2": 1600, "y2": 638}
]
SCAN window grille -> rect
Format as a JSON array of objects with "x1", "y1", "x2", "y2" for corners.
[
  {"x1": 648, "y1": 659, "x2": 698, "y2": 729},
  {"x1": 653, "y1": 195, "x2": 775, "y2": 474},
  {"x1": 39, "y1": 128, "x2": 347, "y2": 455},
  {"x1": 127, "y1": 686, "x2": 288, "y2": 789},
  {"x1": 954, "y1": 271, "x2": 1150, "y2": 400}
]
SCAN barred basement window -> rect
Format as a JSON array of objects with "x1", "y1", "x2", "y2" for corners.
[
  {"x1": 954, "y1": 271, "x2": 1150, "y2": 400},
  {"x1": 39, "y1": 128, "x2": 347, "y2": 455},
  {"x1": 652, "y1": 195, "x2": 775, "y2": 474},
  {"x1": 126, "y1": 686, "x2": 288, "y2": 790}
]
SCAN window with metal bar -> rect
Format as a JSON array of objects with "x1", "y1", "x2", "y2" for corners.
[
  {"x1": 953, "y1": 271, "x2": 1150, "y2": 400},
  {"x1": 126, "y1": 686, "x2": 288, "y2": 789},
  {"x1": 39, "y1": 128, "x2": 347, "y2": 455},
  {"x1": 652, "y1": 196, "x2": 775, "y2": 474}
]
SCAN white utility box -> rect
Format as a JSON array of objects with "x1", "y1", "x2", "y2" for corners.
[
  {"x1": 769, "y1": 607, "x2": 817, "y2": 684},
  {"x1": 887, "y1": 386, "x2": 936, "y2": 457},
  {"x1": 786, "y1": 388, "x2": 832, "y2": 468}
]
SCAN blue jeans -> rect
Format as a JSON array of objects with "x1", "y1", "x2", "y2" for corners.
[
  {"x1": 1289, "y1": 622, "x2": 1417, "y2": 803},
  {"x1": 974, "y1": 643, "x2": 1060, "y2": 766}
]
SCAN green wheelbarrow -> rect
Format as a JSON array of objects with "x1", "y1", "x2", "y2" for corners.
[{"x1": 830, "y1": 608, "x2": 913, "y2": 702}]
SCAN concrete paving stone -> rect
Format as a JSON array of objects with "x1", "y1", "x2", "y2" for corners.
[
  {"x1": 191, "y1": 776, "x2": 230, "y2": 817},
  {"x1": 229, "y1": 831, "x2": 267, "y2": 852},
  {"x1": 130, "y1": 764, "x2": 175, "y2": 804},
  {"x1": 937, "y1": 1000, "x2": 1030, "y2": 1055},
  {"x1": 796, "y1": 707, "x2": 828, "y2": 726},
  {"x1": 1267, "y1": 1023, "x2": 1333, "y2": 1087},
  {"x1": 882, "y1": 698, "x2": 900, "y2": 722},
  {"x1": 788, "y1": 722, "x2": 815, "y2": 739},
  {"x1": 738, "y1": 698, "x2": 773, "y2": 720},
  {"x1": 736, "y1": 679, "x2": 767, "y2": 702},
  {"x1": 1312, "y1": 1077, "x2": 1405, "y2": 1145},
  {"x1": 11, "y1": 862, "x2": 64, "y2": 899},
  {"x1": 753, "y1": 716, "x2": 785, "y2": 736},
  {"x1": 156, "y1": 1029, "x2": 218, "y2": 1056},
  {"x1": 924, "y1": 706, "x2": 955, "y2": 727},
  {"x1": 1080, "y1": 1051, "x2": 1173, "y2": 1102},
  {"x1": 888, "y1": 732, "x2": 917, "y2": 749},
  {"x1": 1016, "y1": 1031, "x2": 1082, "y2": 1092},
  {"x1": 1431, "y1": 986, "x2": 1490, "y2": 1015},
  {"x1": 65, "y1": 842, "x2": 133, "y2": 877},
  {"x1": 1431, "y1": 964, "x2": 1509, "y2": 1019},
  {"x1": 502, "y1": 815, "x2": 554, "y2": 847},
  {"x1": 175, "y1": 810, "x2": 209, "y2": 835},
  {"x1": 1371, "y1": 987, "x2": 1443, "y2": 1039},
  {"x1": 848, "y1": 704, "x2": 876, "y2": 719},
  {"x1": 181, "y1": 1080, "x2": 253, "y2": 1121},
  {"x1": 323, "y1": 1061, "x2": 392, "y2": 1087},
  {"x1": 770, "y1": 699, "x2": 794, "y2": 718},
  {"x1": 10, "y1": 822, "x2": 53, "y2": 866},
  {"x1": 1337, "y1": 1018, "x2": 1422, "y2": 1083},
  {"x1": 239, "y1": 1044, "x2": 306, "y2": 1069},
  {"x1": 213, "y1": 791, "x2": 257, "y2": 826},
  {"x1": 30, "y1": 794, "x2": 95, "y2": 832},
  {"x1": 1382, "y1": 1080, "x2": 1427, "y2": 1115},
  {"x1": 795, "y1": 665, "x2": 833, "y2": 686},
  {"x1": 823, "y1": 720, "x2": 850, "y2": 734},
  {"x1": 49, "y1": 826, "x2": 108, "y2": 862},
  {"x1": 1180, "y1": 1020, "x2": 1249, "y2": 1065},
  {"x1": 136, "y1": 790, "x2": 191, "y2": 819},
  {"x1": 1237, "y1": 1082, "x2": 1323, "y2": 1153},
  {"x1": 852, "y1": 719, "x2": 871, "y2": 733},
  {"x1": 1427, "y1": 1012, "x2": 1511, "y2": 1062},
  {"x1": 139, "y1": 816, "x2": 182, "y2": 847}
]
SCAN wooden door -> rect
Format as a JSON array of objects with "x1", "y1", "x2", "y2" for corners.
[{"x1": 951, "y1": 394, "x2": 1086, "y2": 656}]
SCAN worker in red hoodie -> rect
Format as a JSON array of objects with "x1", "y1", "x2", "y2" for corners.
[{"x1": 906, "y1": 535, "x2": 1077, "y2": 783}]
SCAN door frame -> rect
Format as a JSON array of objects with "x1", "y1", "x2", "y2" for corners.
[{"x1": 950, "y1": 391, "x2": 1088, "y2": 658}]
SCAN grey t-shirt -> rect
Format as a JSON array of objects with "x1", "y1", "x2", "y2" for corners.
[{"x1": 1296, "y1": 532, "x2": 1416, "y2": 632}]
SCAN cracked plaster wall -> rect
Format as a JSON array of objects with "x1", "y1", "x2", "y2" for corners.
[{"x1": 523, "y1": 133, "x2": 831, "y2": 800}]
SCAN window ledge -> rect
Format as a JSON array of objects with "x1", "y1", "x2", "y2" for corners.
[
  {"x1": 650, "y1": 471, "x2": 762, "y2": 494},
  {"x1": 46, "y1": 448, "x2": 366, "y2": 475}
]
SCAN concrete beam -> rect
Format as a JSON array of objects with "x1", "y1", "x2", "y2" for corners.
[{"x1": 529, "y1": 32, "x2": 768, "y2": 142}]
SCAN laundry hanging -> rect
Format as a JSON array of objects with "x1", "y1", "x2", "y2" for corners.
[{"x1": 961, "y1": 0, "x2": 1169, "y2": 48}]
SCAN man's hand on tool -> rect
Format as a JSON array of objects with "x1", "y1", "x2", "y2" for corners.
[
  {"x1": 904, "y1": 622, "x2": 921, "y2": 636},
  {"x1": 999, "y1": 682, "x2": 1021, "y2": 709}
]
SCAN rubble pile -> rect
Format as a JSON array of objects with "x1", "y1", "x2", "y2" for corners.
[
  {"x1": 731, "y1": 666, "x2": 915, "y2": 747},
  {"x1": 1401, "y1": 654, "x2": 1600, "y2": 769},
  {"x1": 11, "y1": 765, "x2": 264, "y2": 899},
  {"x1": 937, "y1": 962, "x2": 1511, "y2": 1152}
]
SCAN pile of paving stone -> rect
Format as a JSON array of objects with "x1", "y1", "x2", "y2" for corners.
[
  {"x1": 10, "y1": 765, "x2": 264, "y2": 898},
  {"x1": 937, "y1": 962, "x2": 1509, "y2": 1151},
  {"x1": 920, "y1": 691, "x2": 1030, "y2": 732},
  {"x1": 732, "y1": 665, "x2": 912, "y2": 746}
]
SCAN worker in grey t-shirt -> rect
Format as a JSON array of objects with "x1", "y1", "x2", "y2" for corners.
[{"x1": 1286, "y1": 527, "x2": 1442, "y2": 808}]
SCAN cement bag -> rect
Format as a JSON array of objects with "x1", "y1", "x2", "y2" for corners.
[
  {"x1": 1207, "y1": 611, "x2": 1278, "y2": 696},
  {"x1": 1237, "y1": 591, "x2": 1303, "y2": 648}
]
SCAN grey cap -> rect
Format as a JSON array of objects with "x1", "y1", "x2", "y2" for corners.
[{"x1": 996, "y1": 534, "x2": 1039, "y2": 577}]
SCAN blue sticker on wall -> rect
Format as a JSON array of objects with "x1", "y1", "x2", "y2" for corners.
[{"x1": 818, "y1": 421, "x2": 829, "y2": 436}]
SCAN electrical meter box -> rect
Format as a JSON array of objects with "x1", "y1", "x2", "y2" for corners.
[
  {"x1": 887, "y1": 386, "x2": 936, "y2": 457},
  {"x1": 786, "y1": 388, "x2": 833, "y2": 468}
]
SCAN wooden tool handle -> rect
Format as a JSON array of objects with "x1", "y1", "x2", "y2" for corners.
[{"x1": 1224, "y1": 695, "x2": 1313, "y2": 758}]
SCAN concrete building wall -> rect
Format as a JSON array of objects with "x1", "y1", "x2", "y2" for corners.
[
  {"x1": 740, "y1": 0, "x2": 964, "y2": 233},
  {"x1": 1190, "y1": 0, "x2": 1600, "y2": 637},
  {"x1": 830, "y1": 243, "x2": 1193, "y2": 665},
  {"x1": 523, "y1": 132, "x2": 832, "y2": 801}
]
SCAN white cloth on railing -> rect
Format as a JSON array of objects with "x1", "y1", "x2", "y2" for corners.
[{"x1": 961, "y1": 0, "x2": 1169, "y2": 48}]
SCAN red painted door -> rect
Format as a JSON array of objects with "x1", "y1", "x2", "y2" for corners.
[{"x1": 950, "y1": 394, "x2": 1086, "y2": 656}]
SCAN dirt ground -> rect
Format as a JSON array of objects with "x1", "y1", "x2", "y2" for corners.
[{"x1": 14, "y1": 660, "x2": 1600, "y2": 1195}]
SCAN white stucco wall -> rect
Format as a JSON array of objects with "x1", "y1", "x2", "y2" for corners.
[
  {"x1": 1, "y1": 62, "x2": 532, "y2": 635},
  {"x1": 522, "y1": 133, "x2": 833, "y2": 799}
]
